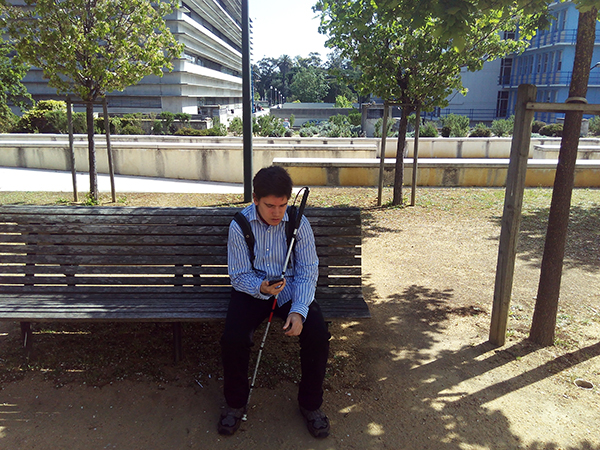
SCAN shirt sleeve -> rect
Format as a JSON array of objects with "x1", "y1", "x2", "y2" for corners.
[
  {"x1": 287, "y1": 216, "x2": 319, "y2": 319},
  {"x1": 227, "y1": 221, "x2": 271, "y2": 300}
]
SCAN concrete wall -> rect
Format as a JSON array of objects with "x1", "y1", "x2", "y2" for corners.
[
  {"x1": 383, "y1": 137, "x2": 600, "y2": 158},
  {"x1": 1, "y1": 134, "x2": 599, "y2": 185},
  {"x1": 0, "y1": 135, "x2": 377, "y2": 183},
  {"x1": 274, "y1": 158, "x2": 600, "y2": 188}
]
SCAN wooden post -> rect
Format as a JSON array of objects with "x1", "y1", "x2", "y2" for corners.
[
  {"x1": 102, "y1": 97, "x2": 116, "y2": 202},
  {"x1": 66, "y1": 96, "x2": 78, "y2": 202},
  {"x1": 489, "y1": 84, "x2": 537, "y2": 346},
  {"x1": 410, "y1": 105, "x2": 420, "y2": 207},
  {"x1": 377, "y1": 102, "x2": 389, "y2": 206}
]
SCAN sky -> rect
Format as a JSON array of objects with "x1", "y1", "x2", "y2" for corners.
[{"x1": 249, "y1": 0, "x2": 330, "y2": 63}]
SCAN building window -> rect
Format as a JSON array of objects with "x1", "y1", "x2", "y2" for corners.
[
  {"x1": 558, "y1": 10, "x2": 566, "y2": 31},
  {"x1": 496, "y1": 91, "x2": 509, "y2": 118},
  {"x1": 499, "y1": 58, "x2": 513, "y2": 85}
]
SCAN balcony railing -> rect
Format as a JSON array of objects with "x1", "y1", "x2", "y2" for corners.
[
  {"x1": 499, "y1": 71, "x2": 600, "y2": 88},
  {"x1": 526, "y1": 28, "x2": 600, "y2": 49}
]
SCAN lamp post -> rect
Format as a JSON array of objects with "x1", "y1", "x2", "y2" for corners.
[
  {"x1": 270, "y1": 86, "x2": 273, "y2": 106},
  {"x1": 242, "y1": 0, "x2": 252, "y2": 202}
]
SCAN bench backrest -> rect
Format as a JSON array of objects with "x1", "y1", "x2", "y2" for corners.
[{"x1": 0, "y1": 206, "x2": 363, "y2": 315}]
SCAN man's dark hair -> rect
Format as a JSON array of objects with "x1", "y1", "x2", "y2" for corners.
[{"x1": 253, "y1": 166, "x2": 293, "y2": 200}]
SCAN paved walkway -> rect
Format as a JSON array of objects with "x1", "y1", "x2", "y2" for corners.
[{"x1": 0, "y1": 167, "x2": 244, "y2": 194}]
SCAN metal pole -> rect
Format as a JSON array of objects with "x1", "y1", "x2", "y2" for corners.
[
  {"x1": 66, "y1": 96, "x2": 78, "y2": 202},
  {"x1": 242, "y1": 0, "x2": 253, "y2": 202},
  {"x1": 103, "y1": 97, "x2": 116, "y2": 202}
]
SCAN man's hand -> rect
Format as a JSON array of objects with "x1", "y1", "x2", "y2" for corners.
[
  {"x1": 283, "y1": 312, "x2": 303, "y2": 336},
  {"x1": 260, "y1": 278, "x2": 286, "y2": 297}
]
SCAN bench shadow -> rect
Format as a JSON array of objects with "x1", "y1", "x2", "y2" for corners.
[{"x1": 329, "y1": 280, "x2": 600, "y2": 449}]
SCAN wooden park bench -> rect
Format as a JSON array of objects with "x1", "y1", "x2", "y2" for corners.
[{"x1": 0, "y1": 205, "x2": 368, "y2": 361}]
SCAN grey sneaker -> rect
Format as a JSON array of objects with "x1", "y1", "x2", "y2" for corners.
[
  {"x1": 299, "y1": 406, "x2": 330, "y2": 438},
  {"x1": 217, "y1": 405, "x2": 246, "y2": 436}
]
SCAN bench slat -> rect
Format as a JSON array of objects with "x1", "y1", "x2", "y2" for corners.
[
  {"x1": 0, "y1": 295, "x2": 369, "y2": 320},
  {"x1": 0, "y1": 206, "x2": 369, "y2": 327},
  {"x1": 0, "y1": 265, "x2": 362, "y2": 277},
  {"x1": 0, "y1": 234, "x2": 362, "y2": 246},
  {"x1": 0, "y1": 275, "x2": 361, "y2": 286}
]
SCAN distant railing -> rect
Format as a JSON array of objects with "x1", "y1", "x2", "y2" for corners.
[
  {"x1": 423, "y1": 108, "x2": 500, "y2": 123},
  {"x1": 500, "y1": 71, "x2": 600, "y2": 88},
  {"x1": 528, "y1": 29, "x2": 578, "y2": 48}
]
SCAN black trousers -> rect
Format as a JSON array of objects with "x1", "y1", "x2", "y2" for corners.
[{"x1": 220, "y1": 289, "x2": 331, "y2": 411}]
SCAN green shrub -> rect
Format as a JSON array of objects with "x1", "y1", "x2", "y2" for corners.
[
  {"x1": 469, "y1": 123, "x2": 492, "y2": 137},
  {"x1": 491, "y1": 116, "x2": 515, "y2": 137},
  {"x1": 210, "y1": 117, "x2": 228, "y2": 136},
  {"x1": 539, "y1": 123, "x2": 563, "y2": 137},
  {"x1": 0, "y1": 106, "x2": 17, "y2": 133},
  {"x1": 13, "y1": 101, "x2": 68, "y2": 134},
  {"x1": 289, "y1": 114, "x2": 295, "y2": 127},
  {"x1": 95, "y1": 116, "x2": 122, "y2": 134},
  {"x1": 174, "y1": 127, "x2": 203, "y2": 136},
  {"x1": 588, "y1": 116, "x2": 600, "y2": 136},
  {"x1": 532, "y1": 120, "x2": 547, "y2": 134},
  {"x1": 121, "y1": 113, "x2": 143, "y2": 128},
  {"x1": 152, "y1": 120, "x2": 164, "y2": 135},
  {"x1": 299, "y1": 126, "x2": 318, "y2": 137},
  {"x1": 158, "y1": 111, "x2": 176, "y2": 134},
  {"x1": 334, "y1": 95, "x2": 352, "y2": 108},
  {"x1": 228, "y1": 116, "x2": 243, "y2": 136},
  {"x1": 374, "y1": 117, "x2": 394, "y2": 138},
  {"x1": 439, "y1": 114, "x2": 470, "y2": 137},
  {"x1": 418, "y1": 121, "x2": 439, "y2": 137},
  {"x1": 348, "y1": 109, "x2": 361, "y2": 126},
  {"x1": 120, "y1": 124, "x2": 145, "y2": 135},
  {"x1": 329, "y1": 114, "x2": 350, "y2": 127},
  {"x1": 72, "y1": 112, "x2": 87, "y2": 134},
  {"x1": 174, "y1": 112, "x2": 191, "y2": 125},
  {"x1": 253, "y1": 114, "x2": 285, "y2": 137},
  {"x1": 35, "y1": 100, "x2": 65, "y2": 112}
]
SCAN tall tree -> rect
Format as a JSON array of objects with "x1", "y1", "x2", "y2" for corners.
[
  {"x1": 324, "y1": 50, "x2": 359, "y2": 104},
  {"x1": 529, "y1": 6, "x2": 598, "y2": 346},
  {"x1": 254, "y1": 57, "x2": 279, "y2": 103},
  {"x1": 290, "y1": 67, "x2": 329, "y2": 102},
  {"x1": 277, "y1": 54, "x2": 293, "y2": 99},
  {"x1": 5, "y1": 0, "x2": 182, "y2": 200},
  {"x1": 316, "y1": 0, "x2": 541, "y2": 205},
  {"x1": 0, "y1": 38, "x2": 31, "y2": 132}
]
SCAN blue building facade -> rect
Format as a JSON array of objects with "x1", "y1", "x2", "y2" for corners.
[
  {"x1": 500, "y1": 1, "x2": 600, "y2": 123},
  {"x1": 439, "y1": 1, "x2": 600, "y2": 124}
]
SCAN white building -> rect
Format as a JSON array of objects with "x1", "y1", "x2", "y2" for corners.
[{"x1": 18, "y1": 0, "x2": 243, "y2": 122}]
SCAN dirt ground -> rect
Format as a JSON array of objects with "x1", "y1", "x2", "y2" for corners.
[{"x1": 0, "y1": 188, "x2": 599, "y2": 450}]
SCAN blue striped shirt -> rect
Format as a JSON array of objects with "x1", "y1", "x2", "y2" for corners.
[{"x1": 227, "y1": 203, "x2": 319, "y2": 319}]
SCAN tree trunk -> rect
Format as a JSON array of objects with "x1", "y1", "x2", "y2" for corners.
[
  {"x1": 86, "y1": 101, "x2": 98, "y2": 201},
  {"x1": 529, "y1": 7, "x2": 597, "y2": 346},
  {"x1": 392, "y1": 105, "x2": 413, "y2": 205}
]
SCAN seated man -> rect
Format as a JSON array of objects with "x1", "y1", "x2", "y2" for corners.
[{"x1": 218, "y1": 165, "x2": 331, "y2": 438}]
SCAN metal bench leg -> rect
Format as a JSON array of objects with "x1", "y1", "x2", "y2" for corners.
[
  {"x1": 20, "y1": 322, "x2": 32, "y2": 355},
  {"x1": 173, "y1": 322, "x2": 183, "y2": 363}
]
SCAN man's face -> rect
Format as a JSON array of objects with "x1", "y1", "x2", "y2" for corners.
[{"x1": 254, "y1": 194, "x2": 289, "y2": 226}]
